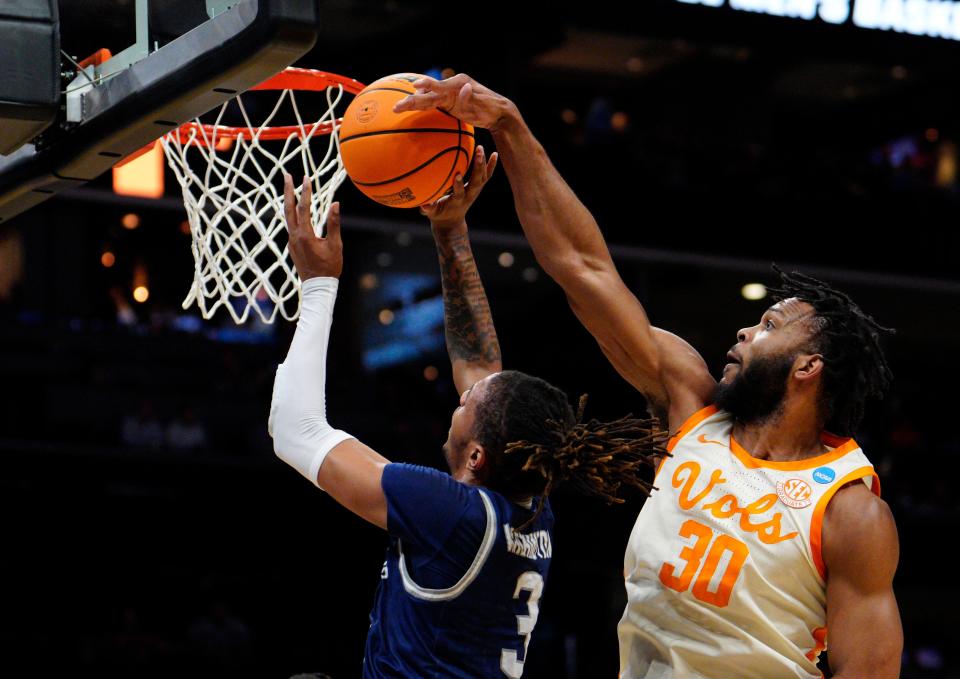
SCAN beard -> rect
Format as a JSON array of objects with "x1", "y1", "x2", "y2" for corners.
[{"x1": 715, "y1": 352, "x2": 794, "y2": 425}]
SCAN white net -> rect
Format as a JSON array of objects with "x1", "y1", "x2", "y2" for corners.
[{"x1": 161, "y1": 74, "x2": 350, "y2": 324}]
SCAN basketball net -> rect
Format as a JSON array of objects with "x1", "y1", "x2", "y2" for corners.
[{"x1": 160, "y1": 69, "x2": 364, "y2": 324}]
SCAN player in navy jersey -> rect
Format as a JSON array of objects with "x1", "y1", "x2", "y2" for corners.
[{"x1": 270, "y1": 147, "x2": 667, "y2": 678}]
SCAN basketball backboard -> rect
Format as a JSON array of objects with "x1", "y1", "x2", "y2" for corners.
[
  {"x1": 0, "y1": 1, "x2": 60, "y2": 156},
  {"x1": 0, "y1": 0, "x2": 321, "y2": 224}
]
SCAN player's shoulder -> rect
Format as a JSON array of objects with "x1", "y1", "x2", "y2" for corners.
[
  {"x1": 823, "y1": 481, "x2": 898, "y2": 575},
  {"x1": 382, "y1": 462, "x2": 480, "y2": 507},
  {"x1": 384, "y1": 461, "x2": 459, "y2": 481},
  {"x1": 827, "y1": 480, "x2": 895, "y2": 531},
  {"x1": 381, "y1": 463, "x2": 493, "y2": 547}
]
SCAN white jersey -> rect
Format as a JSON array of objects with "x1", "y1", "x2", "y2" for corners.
[{"x1": 618, "y1": 406, "x2": 879, "y2": 679}]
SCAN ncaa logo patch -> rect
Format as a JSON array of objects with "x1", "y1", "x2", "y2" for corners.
[
  {"x1": 813, "y1": 467, "x2": 836, "y2": 484},
  {"x1": 777, "y1": 478, "x2": 813, "y2": 509}
]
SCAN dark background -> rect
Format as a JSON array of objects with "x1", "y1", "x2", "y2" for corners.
[{"x1": 1, "y1": 0, "x2": 957, "y2": 676}]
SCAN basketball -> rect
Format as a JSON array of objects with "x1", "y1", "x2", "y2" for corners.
[{"x1": 339, "y1": 73, "x2": 475, "y2": 208}]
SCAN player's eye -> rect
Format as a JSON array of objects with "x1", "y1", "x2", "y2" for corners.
[{"x1": 765, "y1": 320, "x2": 775, "y2": 330}]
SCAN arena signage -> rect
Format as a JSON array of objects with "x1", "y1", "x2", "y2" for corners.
[{"x1": 676, "y1": 0, "x2": 960, "y2": 41}]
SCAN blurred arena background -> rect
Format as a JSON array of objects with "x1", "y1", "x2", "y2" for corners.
[{"x1": 1, "y1": 0, "x2": 957, "y2": 676}]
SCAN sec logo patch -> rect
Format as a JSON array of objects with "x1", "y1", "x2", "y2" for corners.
[{"x1": 777, "y1": 478, "x2": 813, "y2": 509}]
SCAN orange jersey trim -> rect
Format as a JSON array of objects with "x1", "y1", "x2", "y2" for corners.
[
  {"x1": 666, "y1": 405, "x2": 719, "y2": 453},
  {"x1": 809, "y1": 466, "x2": 880, "y2": 580},
  {"x1": 728, "y1": 434, "x2": 861, "y2": 471},
  {"x1": 806, "y1": 625, "x2": 828, "y2": 662}
]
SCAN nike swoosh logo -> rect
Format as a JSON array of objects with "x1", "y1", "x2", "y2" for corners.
[{"x1": 697, "y1": 434, "x2": 726, "y2": 447}]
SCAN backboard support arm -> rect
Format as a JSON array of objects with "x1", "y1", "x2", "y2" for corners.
[{"x1": 0, "y1": 0, "x2": 320, "y2": 224}]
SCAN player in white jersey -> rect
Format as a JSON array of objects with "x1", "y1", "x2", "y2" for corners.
[{"x1": 397, "y1": 76, "x2": 903, "y2": 678}]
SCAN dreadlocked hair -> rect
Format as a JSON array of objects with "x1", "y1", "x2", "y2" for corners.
[
  {"x1": 768, "y1": 264, "x2": 894, "y2": 437},
  {"x1": 471, "y1": 370, "x2": 669, "y2": 529}
]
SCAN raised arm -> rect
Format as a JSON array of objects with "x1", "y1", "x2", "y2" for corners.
[
  {"x1": 822, "y1": 483, "x2": 902, "y2": 678},
  {"x1": 422, "y1": 145, "x2": 502, "y2": 394},
  {"x1": 395, "y1": 76, "x2": 715, "y2": 430},
  {"x1": 269, "y1": 175, "x2": 389, "y2": 529}
]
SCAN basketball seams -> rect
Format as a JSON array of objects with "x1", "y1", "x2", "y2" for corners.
[
  {"x1": 421, "y1": 145, "x2": 470, "y2": 204},
  {"x1": 423, "y1": 117, "x2": 469, "y2": 205},
  {"x1": 339, "y1": 128, "x2": 476, "y2": 144},
  {"x1": 351, "y1": 146, "x2": 470, "y2": 187},
  {"x1": 354, "y1": 86, "x2": 415, "y2": 96}
]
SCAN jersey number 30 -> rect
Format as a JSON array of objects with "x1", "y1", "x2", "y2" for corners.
[
  {"x1": 659, "y1": 519, "x2": 749, "y2": 607},
  {"x1": 500, "y1": 571, "x2": 544, "y2": 678}
]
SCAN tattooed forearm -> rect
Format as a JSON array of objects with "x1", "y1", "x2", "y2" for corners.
[{"x1": 435, "y1": 227, "x2": 502, "y2": 367}]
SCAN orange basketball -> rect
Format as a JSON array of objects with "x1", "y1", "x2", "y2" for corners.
[{"x1": 339, "y1": 73, "x2": 475, "y2": 208}]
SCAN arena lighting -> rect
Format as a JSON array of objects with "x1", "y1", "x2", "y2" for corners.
[
  {"x1": 378, "y1": 309, "x2": 395, "y2": 325},
  {"x1": 675, "y1": 0, "x2": 960, "y2": 42},
  {"x1": 611, "y1": 112, "x2": 630, "y2": 132},
  {"x1": 742, "y1": 283, "x2": 768, "y2": 300},
  {"x1": 498, "y1": 252, "x2": 515, "y2": 268},
  {"x1": 423, "y1": 365, "x2": 439, "y2": 381},
  {"x1": 132, "y1": 262, "x2": 149, "y2": 303},
  {"x1": 113, "y1": 140, "x2": 165, "y2": 199},
  {"x1": 122, "y1": 213, "x2": 140, "y2": 230},
  {"x1": 101, "y1": 251, "x2": 116, "y2": 268}
]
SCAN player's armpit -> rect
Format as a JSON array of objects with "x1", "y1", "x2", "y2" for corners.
[
  {"x1": 651, "y1": 328, "x2": 717, "y2": 431},
  {"x1": 823, "y1": 483, "x2": 903, "y2": 679},
  {"x1": 317, "y1": 438, "x2": 391, "y2": 530},
  {"x1": 564, "y1": 266, "x2": 715, "y2": 431}
]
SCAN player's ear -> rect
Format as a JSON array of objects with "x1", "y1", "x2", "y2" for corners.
[
  {"x1": 794, "y1": 353, "x2": 824, "y2": 382},
  {"x1": 467, "y1": 442, "x2": 487, "y2": 472}
]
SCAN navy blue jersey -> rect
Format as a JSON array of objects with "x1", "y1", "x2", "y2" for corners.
[{"x1": 363, "y1": 463, "x2": 554, "y2": 678}]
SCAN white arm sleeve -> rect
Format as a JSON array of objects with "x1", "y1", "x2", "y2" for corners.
[{"x1": 269, "y1": 276, "x2": 355, "y2": 488}]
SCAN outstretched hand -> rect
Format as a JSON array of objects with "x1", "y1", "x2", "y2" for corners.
[
  {"x1": 283, "y1": 175, "x2": 343, "y2": 281},
  {"x1": 393, "y1": 74, "x2": 517, "y2": 132},
  {"x1": 421, "y1": 145, "x2": 498, "y2": 230}
]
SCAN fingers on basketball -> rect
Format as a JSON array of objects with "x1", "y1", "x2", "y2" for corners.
[
  {"x1": 395, "y1": 88, "x2": 440, "y2": 112},
  {"x1": 423, "y1": 91, "x2": 448, "y2": 110},
  {"x1": 465, "y1": 146, "x2": 496, "y2": 198},
  {"x1": 412, "y1": 75, "x2": 439, "y2": 91},
  {"x1": 404, "y1": 75, "x2": 465, "y2": 111}
]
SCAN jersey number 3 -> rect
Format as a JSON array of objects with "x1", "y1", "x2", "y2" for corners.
[
  {"x1": 500, "y1": 571, "x2": 544, "y2": 678},
  {"x1": 659, "y1": 519, "x2": 749, "y2": 607}
]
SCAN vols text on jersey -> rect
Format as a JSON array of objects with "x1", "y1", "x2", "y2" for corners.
[{"x1": 671, "y1": 460, "x2": 800, "y2": 545}]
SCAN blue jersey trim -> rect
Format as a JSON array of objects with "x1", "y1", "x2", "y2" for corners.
[{"x1": 397, "y1": 489, "x2": 497, "y2": 601}]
